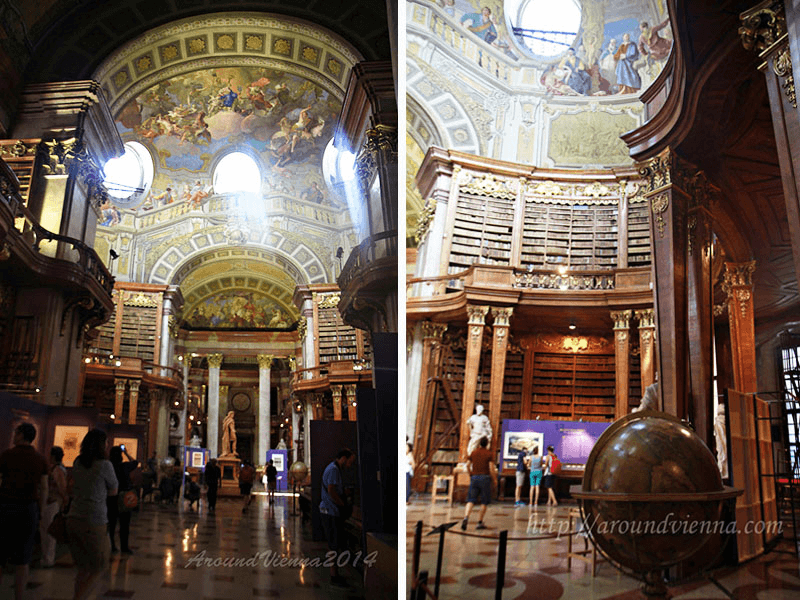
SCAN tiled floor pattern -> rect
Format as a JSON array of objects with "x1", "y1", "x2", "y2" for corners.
[
  {"x1": 1, "y1": 494, "x2": 366, "y2": 600},
  {"x1": 407, "y1": 496, "x2": 800, "y2": 599}
]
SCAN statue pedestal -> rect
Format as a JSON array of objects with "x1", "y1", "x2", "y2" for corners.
[{"x1": 217, "y1": 455, "x2": 241, "y2": 497}]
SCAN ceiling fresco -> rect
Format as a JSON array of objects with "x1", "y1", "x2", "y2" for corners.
[{"x1": 110, "y1": 65, "x2": 340, "y2": 211}]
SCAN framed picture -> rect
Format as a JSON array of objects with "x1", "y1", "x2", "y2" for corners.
[
  {"x1": 272, "y1": 453, "x2": 285, "y2": 472},
  {"x1": 191, "y1": 450, "x2": 205, "y2": 468},
  {"x1": 502, "y1": 431, "x2": 544, "y2": 461},
  {"x1": 53, "y1": 425, "x2": 89, "y2": 467}
]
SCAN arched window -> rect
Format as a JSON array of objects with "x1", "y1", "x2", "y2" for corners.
[
  {"x1": 213, "y1": 152, "x2": 261, "y2": 194},
  {"x1": 103, "y1": 141, "x2": 154, "y2": 204},
  {"x1": 510, "y1": 0, "x2": 582, "y2": 59}
]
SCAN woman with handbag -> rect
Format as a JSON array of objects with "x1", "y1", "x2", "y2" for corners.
[
  {"x1": 40, "y1": 446, "x2": 69, "y2": 567},
  {"x1": 107, "y1": 446, "x2": 138, "y2": 554},
  {"x1": 67, "y1": 429, "x2": 118, "y2": 600}
]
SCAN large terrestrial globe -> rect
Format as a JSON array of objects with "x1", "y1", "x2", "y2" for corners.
[
  {"x1": 289, "y1": 461, "x2": 308, "y2": 484},
  {"x1": 576, "y1": 410, "x2": 737, "y2": 573}
]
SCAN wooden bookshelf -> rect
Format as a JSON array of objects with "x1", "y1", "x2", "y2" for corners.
[
  {"x1": 627, "y1": 199, "x2": 652, "y2": 267},
  {"x1": 501, "y1": 351, "x2": 524, "y2": 421},
  {"x1": 529, "y1": 352, "x2": 615, "y2": 421},
  {"x1": 449, "y1": 193, "x2": 515, "y2": 272}
]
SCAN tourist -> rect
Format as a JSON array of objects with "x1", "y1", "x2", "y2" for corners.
[
  {"x1": 0, "y1": 422, "x2": 49, "y2": 600},
  {"x1": 514, "y1": 447, "x2": 528, "y2": 507},
  {"x1": 205, "y1": 459, "x2": 220, "y2": 511},
  {"x1": 406, "y1": 443, "x2": 415, "y2": 504},
  {"x1": 543, "y1": 445, "x2": 559, "y2": 507},
  {"x1": 528, "y1": 446, "x2": 544, "y2": 509},
  {"x1": 461, "y1": 436, "x2": 496, "y2": 530},
  {"x1": 67, "y1": 429, "x2": 118, "y2": 600},
  {"x1": 239, "y1": 460, "x2": 256, "y2": 512},
  {"x1": 265, "y1": 459, "x2": 277, "y2": 503},
  {"x1": 320, "y1": 448, "x2": 356, "y2": 588},
  {"x1": 40, "y1": 445, "x2": 69, "y2": 567},
  {"x1": 107, "y1": 445, "x2": 138, "y2": 554}
]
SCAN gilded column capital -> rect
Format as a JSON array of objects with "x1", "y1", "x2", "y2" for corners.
[
  {"x1": 722, "y1": 261, "x2": 756, "y2": 318},
  {"x1": 289, "y1": 356, "x2": 297, "y2": 371},
  {"x1": 421, "y1": 321, "x2": 448, "y2": 339},
  {"x1": 207, "y1": 353, "x2": 224, "y2": 369},
  {"x1": 638, "y1": 148, "x2": 697, "y2": 194},
  {"x1": 611, "y1": 309, "x2": 633, "y2": 329},
  {"x1": 740, "y1": 0, "x2": 795, "y2": 107},
  {"x1": 466, "y1": 305, "x2": 490, "y2": 325},
  {"x1": 634, "y1": 308, "x2": 655, "y2": 328},
  {"x1": 355, "y1": 125, "x2": 397, "y2": 186},
  {"x1": 129, "y1": 380, "x2": 140, "y2": 392},
  {"x1": 114, "y1": 378, "x2": 127, "y2": 391},
  {"x1": 491, "y1": 306, "x2": 513, "y2": 327},
  {"x1": 257, "y1": 354, "x2": 275, "y2": 369},
  {"x1": 330, "y1": 384, "x2": 343, "y2": 395},
  {"x1": 344, "y1": 384, "x2": 357, "y2": 399}
]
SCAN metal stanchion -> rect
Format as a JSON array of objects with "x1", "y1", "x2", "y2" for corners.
[
  {"x1": 413, "y1": 570, "x2": 429, "y2": 600},
  {"x1": 412, "y1": 520, "x2": 423, "y2": 581},
  {"x1": 496, "y1": 530, "x2": 508, "y2": 600}
]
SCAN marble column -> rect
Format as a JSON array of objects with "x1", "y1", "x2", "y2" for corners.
[
  {"x1": 345, "y1": 384, "x2": 357, "y2": 421},
  {"x1": 722, "y1": 261, "x2": 758, "y2": 393},
  {"x1": 114, "y1": 378, "x2": 126, "y2": 424},
  {"x1": 128, "y1": 379, "x2": 140, "y2": 425},
  {"x1": 405, "y1": 322, "x2": 425, "y2": 440},
  {"x1": 207, "y1": 353, "x2": 223, "y2": 457},
  {"x1": 611, "y1": 310, "x2": 632, "y2": 418},
  {"x1": 181, "y1": 362, "x2": 189, "y2": 447},
  {"x1": 488, "y1": 307, "x2": 513, "y2": 456},
  {"x1": 459, "y1": 305, "x2": 489, "y2": 462},
  {"x1": 156, "y1": 390, "x2": 168, "y2": 460},
  {"x1": 635, "y1": 309, "x2": 656, "y2": 390},
  {"x1": 257, "y1": 354, "x2": 274, "y2": 467},
  {"x1": 305, "y1": 402, "x2": 314, "y2": 471},
  {"x1": 292, "y1": 407, "x2": 300, "y2": 463}
]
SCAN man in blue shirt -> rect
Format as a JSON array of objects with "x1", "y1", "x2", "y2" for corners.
[{"x1": 320, "y1": 448, "x2": 355, "y2": 588}]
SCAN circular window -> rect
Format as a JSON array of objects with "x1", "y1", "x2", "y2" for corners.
[
  {"x1": 511, "y1": 0, "x2": 582, "y2": 59},
  {"x1": 213, "y1": 152, "x2": 261, "y2": 194},
  {"x1": 102, "y1": 141, "x2": 154, "y2": 207}
]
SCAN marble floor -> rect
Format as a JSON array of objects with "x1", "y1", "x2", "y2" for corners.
[
  {"x1": 406, "y1": 495, "x2": 800, "y2": 599},
  {"x1": 1, "y1": 492, "x2": 367, "y2": 600}
]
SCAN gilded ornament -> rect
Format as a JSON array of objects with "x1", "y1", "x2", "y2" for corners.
[
  {"x1": 735, "y1": 289, "x2": 751, "y2": 318},
  {"x1": 531, "y1": 180, "x2": 562, "y2": 197},
  {"x1": 0, "y1": 140, "x2": 36, "y2": 158},
  {"x1": 583, "y1": 182, "x2": 610, "y2": 198},
  {"x1": 207, "y1": 353, "x2": 224, "y2": 368},
  {"x1": 217, "y1": 34, "x2": 235, "y2": 50},
  {"x1": 611, "y1": 309, "x2": 632, "y2": 329},
  {"x1": 651, "y1": 193, "x2": 669, "y2": 238},
  {"x1": 188, "y1": 38, "x2": 206, "y2": 54},
  {"x1": 160, "y1": 44, "x2": 179, "y2": 61},
  {"x1": 124, "y1": 291, "x2": 158, "y2": 307},
  {"x1": 413, "y1": 197, "x2": 437, "y2": 245},
  {"x1": 491, "y1": 306, "x2": 513, "y2": 327},
  {"x1": 466, "y1": 305, "x2": 489, "y2": 325},
  {"x1": 773, "y1": 46, "x2": 796, "y2": 107},
  {"x1": 460, "y1": 173, "x2": 516, "y2": 200},
  {"x1": 421, "y1": 321, "x2": 447, "y2": 339},
  {"x1": 245, "y1": 35, "x2": 263, "y2": 51},
  {"x1": 739, "y1": 1, "x2": 786, "y2": 53},
  {"x1": 688, "y1": 215, "x2": 697, "y2": 255},
  {"x1": 563, "y1": 337, "x2": 589, "y2": 353},
  {"x1": 635, "y1": 309, "x2": 655, "y2": 328},
  {"x1": 318, "y1": 293, "x2": 340, "y2": 309},
  {"x1": 326, "y1": 58, "x2": 342, "y2": 76},
  {"x1": 297, "y1": 318, "x2": 307, "y2": 341},
  {"x1": 302, "y1": 46, "x2": 318, "y2": 62},
  {"x1": 257, "y1": 354, "x2": 275, "y2": 369}
]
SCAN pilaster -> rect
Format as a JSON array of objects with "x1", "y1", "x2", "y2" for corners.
[
  {"x1": 635, "y1": 309, "x2": 656, "y2": 390},
  {"x1": 207, "y1": 353, "x2": 223, "y2": 457},
  {"x1": 459, "y1": 305, "x2": 489, "y2": 461},
  {"x1": 611, "y1": 310, "x2": 632, "y2": 419},
  {"x1": 488, "y1": 307, "x2": 513, "y2": 456},
  {"x1": 722, "y1": 261, "x2": 758, "y2": 393}
]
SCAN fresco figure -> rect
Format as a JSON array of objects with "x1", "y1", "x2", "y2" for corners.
[
  {"x1": 461, "y1": 7, "x2": 498, "y2": 44},
  {"x1": 638, "y1": 20, "x2": 673, "y2": 62},
  {"x1": 439, "y1": 0, "x2": 455, "y2": 16},
  {"x1": 219, "y1": 86, "x2": 238, "y2": 109},
  {"x1": 614, "y1": 33, "x2": 641, "y2": 94},
  {"x1": 541, "y1": 66, "x2": 580, "y2": 96},
  {"x1": 558, "y1": 47, "x2": 593, "y2": 95},
  {"x1": 599, "y1": 38, "x2": 619, "y2": 89},
  {"x1": 301, "y1": 181, "x2": 325, "y2": 204},
  {"x1": 100, "y1": 200, "x2": 121, "y2": 226}
]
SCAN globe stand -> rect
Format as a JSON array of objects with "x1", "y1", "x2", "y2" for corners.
[{"x1": 573, "y1": 410, "x2": 742, "y2": 600}]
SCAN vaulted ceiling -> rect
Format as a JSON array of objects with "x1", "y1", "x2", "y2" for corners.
[{"x1": 19, "y1": 0, "x2": 392, "y2": 82}]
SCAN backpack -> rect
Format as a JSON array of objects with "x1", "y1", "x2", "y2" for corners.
[{"x1": 550, "y1": 456, "x2": 562, "y2": 475}]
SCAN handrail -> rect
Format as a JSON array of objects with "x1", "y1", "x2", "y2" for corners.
[
  {"x1": 338, "y1": 229, "x2": 397, "y2": 291},
  {"x1": 0, "y1": 158, "x2": 114, "y2": 298}
]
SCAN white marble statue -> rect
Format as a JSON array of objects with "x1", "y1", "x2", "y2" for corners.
[
  {"x1": 633, "y1": 379, "x2": 660, "y2": 413},
  {"x1": 188, "y1": 434, "x2": 202, "y2": 448},
  {"x1": 714, "y1": 403, "x2": 728, "y2": 478},
  {"x1": 467, "y1": 404, "x2": 492, "y2": 456},
  {"x1": 276, "y1": 439, "x2": 287, "y2": 450}
]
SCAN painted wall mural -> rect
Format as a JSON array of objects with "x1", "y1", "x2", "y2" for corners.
[
  {"x1": 111, "y1": 66, "x2": 342, "y2": 216},
  {"x1": 185, "y1": 290, "x2": 295, "y2": 330}
]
